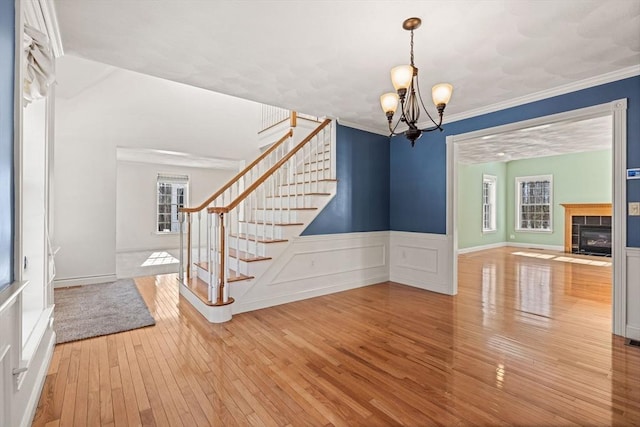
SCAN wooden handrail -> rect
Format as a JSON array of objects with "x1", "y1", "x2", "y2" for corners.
[
  {"x1": 181, "y1": 129, "x2": 293, "y2": 213},
  {"x1": 209, "y1": 119, "x2": 331, "y2": 214}
]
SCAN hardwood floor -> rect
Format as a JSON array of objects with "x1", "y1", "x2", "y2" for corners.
[{"x1": 33, "y1": 247, "x2": 639, "y2": 426}]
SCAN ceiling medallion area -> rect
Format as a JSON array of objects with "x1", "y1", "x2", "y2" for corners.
[{"x1": 380, "y1": 17, "x2": 453, "y2": 147}]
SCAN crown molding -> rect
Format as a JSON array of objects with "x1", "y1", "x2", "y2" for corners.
[
  {"x1": 23, "y1": 0, "x2": 64, "y2": 57},
  {"x1": 443, "y1": 65, "x2": 640, "y2": 125},
  {"x1": 336, "y1": 118, "x2": 388, "y2": 136}
]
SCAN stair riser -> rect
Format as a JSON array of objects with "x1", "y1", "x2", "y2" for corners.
[
  {"x1": 260, "y1": 194, "x2": 327, "y2": 209},
  {"x1": 295, "y1": 170, "x2": 332, "y2": 182},
  {"x1": 228, "y1": 237, "x2": 286, "y2": 258},
  {"x1": 194, "y1": 257, "x2": 269, "y2": 280},
  {"x1": 239, "y1": 222, "x2": 304, "y2": 240},
  {"x1": 275, "y1": 181, "x2": 332, "y2": 196},
  {"x1": 252, "y1": 209, "x2": 316, "y2": 223}
]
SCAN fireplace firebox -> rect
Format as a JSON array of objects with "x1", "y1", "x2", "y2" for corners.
[{"x1": 578, "y1": 225, "x2": 612, "y2": 256}]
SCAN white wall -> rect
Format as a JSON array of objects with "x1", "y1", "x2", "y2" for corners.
[
  {"x1": 54, "y1": 55, "x2": 263, "y2": 285},
  {"x1": 116, "y1": 161, "x2": 234, "y2": 252}
]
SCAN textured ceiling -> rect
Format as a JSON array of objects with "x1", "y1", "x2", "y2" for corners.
[
  {"x1": 458, "y1": 115, "x2": 612, "y2": 164},
  {"x1": 53, "y1": 0, "x2": 640, "y2": 135}
]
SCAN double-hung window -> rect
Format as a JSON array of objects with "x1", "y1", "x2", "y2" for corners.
[
  {"x1": 157, "y1": 174, "x2": 188, "y2": 233},
  {"x1": 482, "y1": 174, "x2": 497, "y2": 233},
  {"x1": 515, "y1": 175, "x2": 552, "y2": 232}
]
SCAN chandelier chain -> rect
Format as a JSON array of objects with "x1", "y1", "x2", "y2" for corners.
[{"x1": 410, "y1": 30, "x2": 415, "y2": 67}]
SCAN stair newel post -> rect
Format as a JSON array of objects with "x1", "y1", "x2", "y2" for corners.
[
  {"x1": 178, "y1": 211, "x2": 184, "y2": 282},
  {"x1": 224, "y1": 211, "x2": 230, "y2": 303},
  {"x1": 216, "y1": 212, "x2": 225, "y2": 305},
  {"x1": 197, "y1": 211, "x2": 202, "y2": 265},
  {"x1": 213, "y1": 211, "x2": 219, "y2": 303},
  {"x1": 186, "y1": 212, "x2": 192, "y2": 281},
  {"x1": 206, "y1": 210, "x2": 212, "y2": 302},
  {"x1": 314, "y1": 130, "x2": 319, "y2": 193}
]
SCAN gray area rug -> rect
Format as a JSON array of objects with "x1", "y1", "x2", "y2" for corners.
[{"x1": 54, "y1": 279, "x2": 155, "y2": 344}]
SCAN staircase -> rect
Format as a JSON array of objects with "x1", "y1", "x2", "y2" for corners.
[{"x1": 178, "y1": 114, "x2": 336, "y2": 322}]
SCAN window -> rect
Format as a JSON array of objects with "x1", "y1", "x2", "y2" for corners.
[
  {"x1": 515, "y1": 175, "x2": 552, "y2": 232},
  {"x1": 157, "y1": 174, "x2": 188, "y2": 233},
  {"x1": 482, "y1": 174, "x2": 497, "y2": 232}
]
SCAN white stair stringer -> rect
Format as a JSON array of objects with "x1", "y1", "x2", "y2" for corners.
[{"x1": 183, "y1": 180, "x2": 337, "y2": 320}]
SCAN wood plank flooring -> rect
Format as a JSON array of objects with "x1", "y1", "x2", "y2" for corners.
[{"x1": 33, "y1": 247, "x2": 640, "y2": 426}]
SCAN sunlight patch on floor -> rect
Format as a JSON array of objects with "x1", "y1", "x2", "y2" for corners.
[
  {"x1": 512, "y1": 251, "x2": 611, "y2": 267},
  {"x1": 511, "y1": 251, "x2": 556, "y2": 259},
  {"x1": 141, "y1": 251, "x2": 179, "y2": 267}
]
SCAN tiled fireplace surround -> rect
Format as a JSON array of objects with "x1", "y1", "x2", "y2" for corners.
[{"x1": 560, "y1": 203, "x2": 612, "y2": 254}]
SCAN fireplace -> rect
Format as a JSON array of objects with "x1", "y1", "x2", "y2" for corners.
[
  {"x1": 578, "y1": 225, "x2": 612, "y2": 256},
  {"x1": 560, "y1": 203, "x2": 612, "y2": 255}
]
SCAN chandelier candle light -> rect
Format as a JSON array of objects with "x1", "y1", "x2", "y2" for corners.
[{"x1": 380, "y1": 17, "x2": 453, "y2": 146}]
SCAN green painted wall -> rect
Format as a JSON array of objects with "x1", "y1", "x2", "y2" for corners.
[
  {"x1": 457, "y1": 162, "x2": 507, "y2": 249},
  {"x1": 458, "y1": 149, "x2": 611, "y2": 249}
]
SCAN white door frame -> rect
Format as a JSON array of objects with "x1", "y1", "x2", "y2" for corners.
[{"x1": 446, "y1": 99, "x2": 628, "y2": 337}]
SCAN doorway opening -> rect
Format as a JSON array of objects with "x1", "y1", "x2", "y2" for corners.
[{"x1": 446, "y1": 99, "x2": 628, "y2": 336}]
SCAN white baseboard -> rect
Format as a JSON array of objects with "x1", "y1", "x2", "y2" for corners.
[
  {"x1": 458, "y1": 242, "x2": 507, "y2": 254},
  {"x1": 233, "y1": 231, "x2": 390, "y2": 314},
  {"x1": 390, "y1": 231, "x2": 453, "y2": 295},
  {"x1": 54, "y1": 273, "x2": 118, "y2": 288},
  {"x1": 507, "y1": 242, "x2": 564, "y2": 252},
  {"x1": 457, "y1": 241, "x2": 565, "y2": 254}
]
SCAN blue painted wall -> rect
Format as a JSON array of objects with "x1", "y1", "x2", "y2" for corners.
[
  {"x1": 0, "y1": 0, "x2": 14, "y2": 290},
  {"x1": 303, "y1": 124, "x2": 390, "y2": 235},
  {"x1": 390, "y1": 76, "x2": 640, "y2": 247}
]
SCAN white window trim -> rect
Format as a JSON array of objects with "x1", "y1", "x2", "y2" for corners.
[
  {"x1": 515, "y1": 174, "x2": 553, "y2": 233},
  {"x1": 156, "y1": 174, "x2": 189, "y2": 235},
  {"x1": 482, "y1": 174, "x2": 497, "y2": 233}
]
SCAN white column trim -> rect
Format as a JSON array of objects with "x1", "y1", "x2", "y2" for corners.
[{"x1": 611, "y1": 99, "x2": 627, "y2": 336}]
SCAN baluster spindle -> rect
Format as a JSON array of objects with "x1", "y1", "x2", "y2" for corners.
[
  {"x1": 206, "y1": 211, "x2": 212, "y2": 302},
  {"x1": 197, "y1": 211, "x2": 202, "y2": 265},
  {"x1": 178, "y1": 211, "x2": 184, "y2": 281}
]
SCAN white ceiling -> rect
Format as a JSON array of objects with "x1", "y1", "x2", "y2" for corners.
[
  {"x1": 458, "y1": 115, "x2": 612, "y2": 164},
  {"x1": 53, "y1": 0, "x2": 640, "y2": 135}
]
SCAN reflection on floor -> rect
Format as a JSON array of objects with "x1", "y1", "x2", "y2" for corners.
[
  {"x1": 33, "y1": 247, "x2": 639, "y2": 426},
  {"x1": 512, "y1": 250, "x2": 612, "y2": 266},
  {"x1": 116, "y1": 249, "x2": 180, "y2": 279}
]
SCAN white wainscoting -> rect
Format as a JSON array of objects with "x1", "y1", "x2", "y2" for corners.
[
  {"x1": 389, "y1": 231, "x2": 454, "y2": 295},
  {"x1": 0, "y1": 281, "x2": 55, "y2": 427},
  {"x1": 232, "y1": 231, "x2": 390, "y2": 314},
  {"x1": 626, "y1": 247, "x2": 640, "y2": 340}
]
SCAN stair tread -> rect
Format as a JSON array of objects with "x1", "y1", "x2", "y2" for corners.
[
  {"x1": 296, "y1": 170, "x2": 329, "y2": 175},
  {"x1": 255, "y1": 207, "x2": 318, "y2": 211},
  {"x1": 229, "y1": 233, "x2": 288, "y2": 243},
  {"x1": 279, "y1": 179, "x2": 337, "y2": 186},
  {"x1": 239, "y1": 221, "x2": 304, "y2": 226},
  {"x1": 194, "y1": 262, "x2": 254, "y2": 281},
  {"x1": 229, "y1": 248, "x2": 272, "y2": 262},
  {"x1": 182, "y1": 277, "x2": 238, "y2": 306},
  {"x1": 266, "y1": 193, "x2": 330, "y2": 197}
]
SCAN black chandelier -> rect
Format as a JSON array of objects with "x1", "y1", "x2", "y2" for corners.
[{"x1": 380, "y1": 17, "x2": 453, "y2": 146}]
